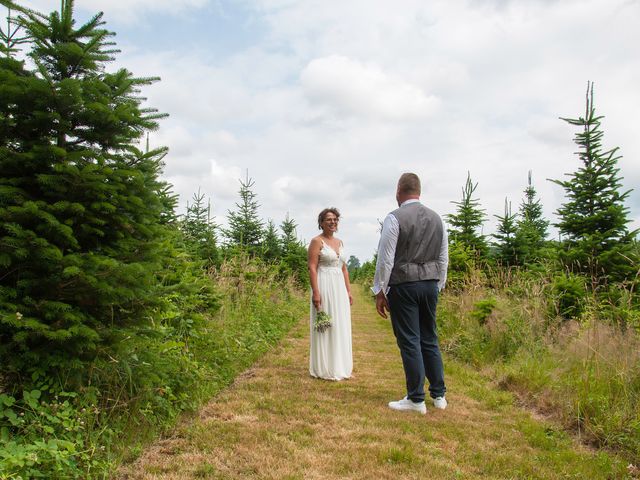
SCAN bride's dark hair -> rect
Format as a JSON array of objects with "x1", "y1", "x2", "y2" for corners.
[{"x1": 317, "y1": 207, "x2": 340, "y2": 230}]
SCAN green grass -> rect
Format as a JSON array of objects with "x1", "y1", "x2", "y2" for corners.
[
  {"x1": 117, "y1": 287, "x2": 629, "y2": 479},
  {"x1": 439, "y1": 274, "x2": 640, "y2": 466}
]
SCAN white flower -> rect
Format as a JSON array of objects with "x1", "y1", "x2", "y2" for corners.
[{"x1": 314, "y1": 311, "x2": 332, "y2": 333}]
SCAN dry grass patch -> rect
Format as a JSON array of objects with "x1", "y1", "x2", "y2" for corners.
[{"x1": 117, "y1": 288, "x2": 627, "y2": 479}]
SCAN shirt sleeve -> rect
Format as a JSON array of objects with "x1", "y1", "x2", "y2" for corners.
[
  {"x1": 371, "y1": 214, "x2": 399, "y2": 296},
  {"x1": 438, "y1": 220, "x2": 449, "y2": 291}
]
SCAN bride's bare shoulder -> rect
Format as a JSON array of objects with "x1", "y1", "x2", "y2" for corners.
[{"x1": 309, "y1": 236, "x2": 323, "y2": 248}]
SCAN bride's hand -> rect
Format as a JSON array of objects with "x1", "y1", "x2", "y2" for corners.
[
  {"x1": 312, "y1": 292, "x2": 321, "y2": 310},
  {"x1": 348, "y1": 292, "x2": 353, "y2": 305}
]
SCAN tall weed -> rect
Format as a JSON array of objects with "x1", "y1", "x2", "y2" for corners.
[{"x1": 439, "y1": 266, "x2": 640, "y2": 463}]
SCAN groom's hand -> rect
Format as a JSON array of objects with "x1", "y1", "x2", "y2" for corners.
[{"x1": 375, "y1": 291, "x2": 389, "y2": 319}]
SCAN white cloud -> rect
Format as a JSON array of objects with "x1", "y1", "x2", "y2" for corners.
[
  {"x1": 20, "y1": 0, "x2": 209, "y2": 23},
  {"x1": 209, "y1": 160, "x2": 244, "y2": 201},
  {"x1": 301, "y1": 55, "x2": 439, "y2": 121},
  {"x1": 11, "y1": 0, "x2": 640, "y2": 261}
]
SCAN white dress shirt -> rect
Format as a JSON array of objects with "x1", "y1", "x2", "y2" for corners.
[{"x1": 372, "y1": 199, "x2": 448, "y2": 295}]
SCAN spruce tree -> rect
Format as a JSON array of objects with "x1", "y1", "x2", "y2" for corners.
[
  {"x1": 0, "y1": 5, "x2": 27, "y2": 55},
  {"x1": 279, "y1": 213, "x2": 308, "y2": 285},
  {"x1": 224, "y1": 172, "x2": 264, "y2": 254},
  {"x1": 261, "y1": 219, "x2": 281, "y2": 261},
  {"x1": 182, "y1": 188, "x2": 218, "y2": 266},
  {"x1": 280, "y1": 213, "x2": 299, "y2": 254},
  {"x1": 447, "y1": 172, "x2": 488, "y2": 257},
  {"x1": 0, "y1": 0, "x2": 168, "y2": 371},
  {"x1": 492, "y1": 198, "x2": 518, "y2": 266},
  {"x1": 515, "y1": 171, "x2": 548, "y2": 264},
  {"x1": 551, "y1": 83, "x2": 636, "y2": 287}
]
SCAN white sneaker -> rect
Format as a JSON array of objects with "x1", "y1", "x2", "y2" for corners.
[
  {"x1": 388, "y1": 397, "x2": 427, "y2": 414},
  {"x1": 433, "y1": 396, "x2": 447, "y2": 410}
]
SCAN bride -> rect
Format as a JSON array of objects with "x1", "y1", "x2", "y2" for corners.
[{"x1": 307, "y1": 207, "x2": 353, "y2": 380}]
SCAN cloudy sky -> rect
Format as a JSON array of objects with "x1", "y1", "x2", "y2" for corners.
[{"x1": 16, "y1": 0, "x2": 640, "y2": 262}]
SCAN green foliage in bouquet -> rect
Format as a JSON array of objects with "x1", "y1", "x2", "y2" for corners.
[{"x1": 314, "y1": 310, "x2": 332, "y2": 333}]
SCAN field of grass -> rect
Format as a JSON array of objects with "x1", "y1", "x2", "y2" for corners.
[
  {"x1": 117, "y1": 287, "x2": 629, "y2": 479},
  {"x1": 436, "y1": 269, "x2": 640, "y2": 466}
]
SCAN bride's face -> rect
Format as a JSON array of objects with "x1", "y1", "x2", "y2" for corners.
[{"x1": 321, "y1": 213, "x2": 339, "y2": 234}]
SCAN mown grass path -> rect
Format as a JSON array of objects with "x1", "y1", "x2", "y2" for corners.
[{"x1": 117, "y1": 288, "x2": 626, "y2": 479}]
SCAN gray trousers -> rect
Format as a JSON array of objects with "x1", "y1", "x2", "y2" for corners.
[{"x1": 388, "y1": 279, "x2": 446, "y2": 403}]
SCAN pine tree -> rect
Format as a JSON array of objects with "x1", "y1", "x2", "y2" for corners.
[
  {"x1": 515, "y1": 171, "x2": 548, "y2": 264},
  {"x1": 492, "y1": 198, "x2": 518, "y2": 266},
  {"x1": 224, "y1": 172, "x2": 264, "y2": 254},
  {"x1": 182, "y1": 188, "x2": 218, "y2": 266},
  {"x1": 447, "y1": 172, "x2": 488, "y2": 257},
  {"x1": 280, "y1": 213, "x2": 299, "y2": 254},
  {"x1": 279, "y1": 213, "x2": 308, "y2": 285},
  {"x1": 0, "y1": 0, "x2": 168, "y2": 370},
  {"x1": 0, "y1": 5, "x2": 28, "y2": 56},
  {"x1": 551, "y1": 83, "x2": 637, "y2": 287},
  {"x1": 261, "y1": 220, "x2": 282, "y2": 261},
  {"x1": 147, "y1": 133, "x2": 178, "y2": 225}
]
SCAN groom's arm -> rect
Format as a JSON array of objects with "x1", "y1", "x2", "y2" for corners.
[
  {"x1": 372, "y1": 214, "x2": 399, "y2": 318},
  {"x1": 437, "y1": 221, "x2": 449, "y2": 292}
]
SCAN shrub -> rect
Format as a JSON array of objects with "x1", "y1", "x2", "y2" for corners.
[
  {"x1": 447, "y1": 241, "x2": 477, "y2": 290},
  {"x1": 548, "y1": 273, "x2": 588, "y2": 320},
  {"x1": 470, "y1": 298, "x2": 497, "y2": 326},
  {"x1": 597, "y1": 284, "x2": 640, "y2": 332}
]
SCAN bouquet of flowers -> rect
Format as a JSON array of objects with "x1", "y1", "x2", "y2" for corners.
[{"x1": 314, "y1": 310, "x2": 332, "y2": 333}]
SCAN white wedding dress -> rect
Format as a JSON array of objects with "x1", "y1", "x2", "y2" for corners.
[{"x1": 309, "y1": 240, "x2": 353, "y2": 380}]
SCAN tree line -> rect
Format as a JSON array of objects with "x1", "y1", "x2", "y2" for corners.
[
  {"x1": 443, "y1": 82, "x2": 637, "y2": 293},
  {"x1": 444, "y1": 83, "x2": 637, "y2": 289},
  {"x1": 181, "y1": 173, "x2": 308, "y2": 281},
  {"x1": 350, "y1": 82, "x2": 638, "y2": 324}
]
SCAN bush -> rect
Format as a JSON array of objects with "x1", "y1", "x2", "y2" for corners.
[
  {"x1": 447, "y1": 241, "x2": 477, "y2": 290},
  {"x1": 470, "y1": 298, "x2": 496, "y2": 325},
  {"x1": 548, "y1": 273, "x2": 588, "y2": 320},
  {"x1": 597, "y1": 284, "x2": 640, "y2": 332},
  {"x1": 0, "y1": 252, "x2": 306, "y2": 478},
  {"x1": 0, "y1": 388, "x2": 110, "y2": 479}
]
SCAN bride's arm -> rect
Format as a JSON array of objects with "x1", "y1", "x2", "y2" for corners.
[{"x1": 308, "y1": 237, "x2": 322, "y2": 310}]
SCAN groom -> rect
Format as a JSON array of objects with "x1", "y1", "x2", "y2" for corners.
[{"x1": 373, "y1": 173, "x2": 448, "y2": 414}]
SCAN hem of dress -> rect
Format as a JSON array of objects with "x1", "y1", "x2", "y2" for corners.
[{"x1": 310, "y1": 373, "x2": 352, "y2": 381}]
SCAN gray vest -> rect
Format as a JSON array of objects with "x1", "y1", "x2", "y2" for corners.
[{"x1": 388, "y1": 202, "x2": 443, "y2": 285}]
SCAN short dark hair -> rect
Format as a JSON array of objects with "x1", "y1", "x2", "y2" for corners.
[
  {"x1": 317, "y1": 207, "x2": 340, "y2": 229},
  {"x1": 397, "y1": 173, "x2": 421, "y2": 195}
]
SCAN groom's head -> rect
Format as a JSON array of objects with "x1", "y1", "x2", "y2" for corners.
[{"x1": 396, "y1": 173, "x2": 421, "y2": 206}]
